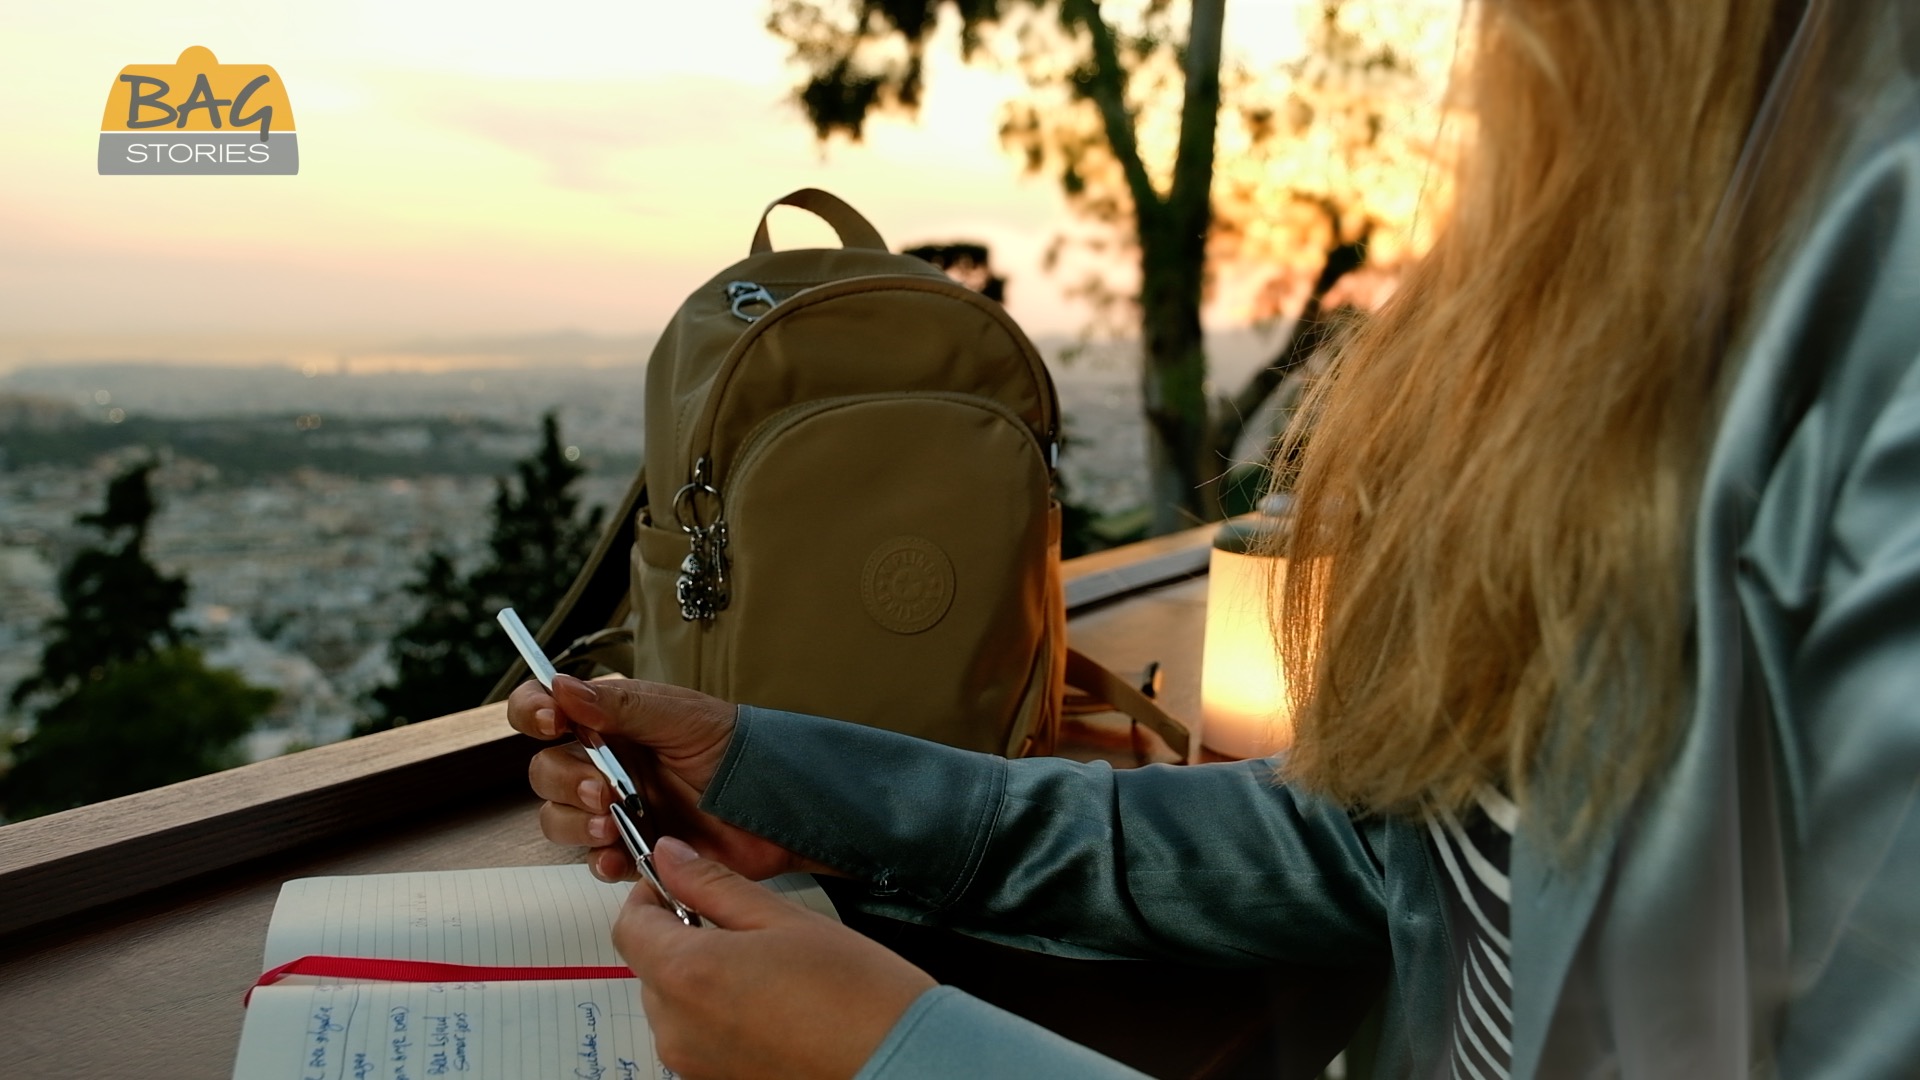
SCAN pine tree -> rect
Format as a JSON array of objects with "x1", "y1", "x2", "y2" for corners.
[
  {"x1": 10, "y1": 463, "x2": 186, "y2": 706},
  {"x1": 1, "y1": 462, "x2": 273, "y2": 821},
  {"x1": 360, "y1": 552, "x2": 496, "y2": 735},
  {"x1": 364, "y1": 414, "x2": 603, "y2": 732},
  {"x1": 473, "y1": 413, "x2": 605, "y2": 623}
]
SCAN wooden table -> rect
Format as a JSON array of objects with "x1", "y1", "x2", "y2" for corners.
[{"x1": 0, "y1": 530, "x2": 1379, "y2": 1079}]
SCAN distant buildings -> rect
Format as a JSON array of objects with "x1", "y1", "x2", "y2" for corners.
[{"x1": 0, "y1": 358, "x2": 1153, "y2": 760}]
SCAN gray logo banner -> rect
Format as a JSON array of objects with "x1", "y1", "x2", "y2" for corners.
[{"x1": 98, "y1": 131, "x2": 298, "y2": 175}]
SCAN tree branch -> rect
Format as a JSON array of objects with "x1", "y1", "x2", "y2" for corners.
[
  {"x1": 1167, "y1": 0, "x2": 1225, "y2": 232},
  {"x1": 1212, "y1": 299, "x2": 1327, "y2": 457},
  {"x1": 1210, "y1": 229, "x2": 1371, "y2": 458},
  {"x1": 1063, "y1": 0, "x2": 1161, "y2": 221}
]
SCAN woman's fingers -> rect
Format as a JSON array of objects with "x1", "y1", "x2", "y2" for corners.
[
  {"x1": 506, "y1": 679, "x2": 568, "y2": 739},
  {"x1": 609, "y1": 842, "x2": 933, "y2": 1080},
  {"x1": 516, "y1": 675, "x2": 748, "y2": 886},
  {"x1": 649, "y1": 838, "x2": 789, "y2": 930},
  {"x1": 527, "y1": 743, "x2": 607, "y2": 810},
  {"x1": 587, "y1": 845, "x2": 637, "y2": 883},
  {"x1": 537, "y1": 799, "x2": 618, "y2": 849},
  {"x1": 530, "y1": 754, "x2": 638, "y2": 882},
  {"x1": 550, "y1": 676, "x2": 734, "y2": 765},
  {"x1": 535, "y1": 793, "x2": 636, "y2": 882}
]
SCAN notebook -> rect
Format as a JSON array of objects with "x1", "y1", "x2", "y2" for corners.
[{"x1": 231, "y1": 864, "x2": 838, "y2": 1080}]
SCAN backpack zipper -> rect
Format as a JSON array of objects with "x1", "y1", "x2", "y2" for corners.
[
  {"x1": 683, "y1": 275, "x2": 1060, "y2": 489},
  {"x1": 730, "y1": 391, "x2": 1047, "y2": 497},
  {"x1": 723, "y1": 281, "x2": 777, "y2": 323},
  {"x1": 717, "y1": 279, "x2": 825, "y2": 322},
  {"x1": 673, "y1": 391, "x2": 1050, "y2": 626}
]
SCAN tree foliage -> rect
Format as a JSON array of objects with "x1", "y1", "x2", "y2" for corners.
[
  {"x1": 770, "y1": 0, "x2": 1454, "y2": 527},
  {"x1": 1, "y1": 461, "x2": 272, "y2": 821},
  {"x1": 365, "y1": 413, "x2": 604, "y2": 731},
  {"x1": 10, "y1": 463, "x2": 187, "y2": 707},
  {"x1": 2, "y1": 649, "x2": 272, "y2": 819},
  {"x1": 474, "y1": 414, "x2": 608, "y2": 618},
  {"x1": 903, "y1": 242, "x2": 1007, "y2": 301}
]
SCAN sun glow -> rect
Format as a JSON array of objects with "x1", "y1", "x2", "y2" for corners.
[{"x1": 2, "y1": 0, "x2": 1461, "y2": 362}]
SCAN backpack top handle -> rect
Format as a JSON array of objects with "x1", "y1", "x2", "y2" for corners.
[{"x1": 749, "y1": 188, "x2": 889, "y2": 254}]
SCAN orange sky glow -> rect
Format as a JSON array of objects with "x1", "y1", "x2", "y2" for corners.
[{"x1": 0, "y1": 0, "x2": 1458, "y2": 372}]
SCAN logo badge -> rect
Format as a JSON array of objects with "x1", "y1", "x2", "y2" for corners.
[
  {"x1": 861, "y1": 537, "x2": 956, "y2": 635},
  {"x1": 99, "y1": 46, "x2": 297, "y2": 175}
]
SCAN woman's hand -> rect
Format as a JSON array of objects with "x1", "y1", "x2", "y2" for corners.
[
  {"x1": 618, "y1": 837, "x2": 936, "y2": 1080},
  {"x1": 508, "y1": 675, "x2": 826, "y2": 882}
]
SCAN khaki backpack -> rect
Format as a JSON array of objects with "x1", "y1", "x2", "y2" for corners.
[{"x1": 495, "y1": 189, "x2": 1067, "y2": 756}]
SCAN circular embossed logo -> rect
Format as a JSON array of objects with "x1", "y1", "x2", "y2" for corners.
[{"x1": 861, "y1": 536, "x2": 955, "y2": 634}]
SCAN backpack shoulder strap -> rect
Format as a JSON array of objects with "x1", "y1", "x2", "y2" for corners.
[
  {"x1": 485, "y1": 462, "x2": 647, "y2": 704},
  {"x1": 1063, "y1": 647, "x2": 1191, "y2": 761}
]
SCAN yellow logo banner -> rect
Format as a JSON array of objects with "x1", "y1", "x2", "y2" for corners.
[{"x1": 98, "y1": 46, "x2": 298, "y2": 174}]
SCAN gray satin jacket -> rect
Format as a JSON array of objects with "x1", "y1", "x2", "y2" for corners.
[{"x1": 699, "y1": 10, "x2": 1920, "y2": 1077}]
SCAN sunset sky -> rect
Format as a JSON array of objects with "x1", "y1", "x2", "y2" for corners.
[{"x1": 0, "y1": 1, "x2": 1442, "y2": 371}]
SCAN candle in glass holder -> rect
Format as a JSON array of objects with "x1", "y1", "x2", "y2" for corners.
[{"x1": 1199, "y1": 504, "x2": 1293, "y2": 759}]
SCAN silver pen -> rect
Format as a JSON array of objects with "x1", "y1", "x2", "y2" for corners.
[{"x1": 497, "y1": 607, "x2": 702, "y2": 927}]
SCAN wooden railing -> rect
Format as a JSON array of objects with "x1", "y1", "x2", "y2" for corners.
[{"x1": 0, "y1": 527, "x2": 1215, "y2": 943}]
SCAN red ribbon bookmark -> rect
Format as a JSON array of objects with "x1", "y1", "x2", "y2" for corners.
[{"x1": 245, "y1": 955, "x2": 634, "y2": 1006}]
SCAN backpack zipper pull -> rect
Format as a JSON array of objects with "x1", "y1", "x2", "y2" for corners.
[
  {"x1": 672, "y1": 456, "x2": 731, "y2": 622},
  {"x1": 724, "y1": 281, "x2": 776, "y2": 324}
]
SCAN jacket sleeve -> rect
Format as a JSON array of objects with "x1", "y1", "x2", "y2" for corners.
[
  {"x1": 702, "y1": 706, "x2": 1392, "y2": 967},
  {"x1": 853, "y1": 987, "x2": 1153, "y2": 1080},
  {"x1": 701, "y1": 708, "x2": 1398, "y2": 1080}
]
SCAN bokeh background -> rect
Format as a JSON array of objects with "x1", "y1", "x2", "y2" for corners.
[{"x1": 0, "y1": 0, "x2": 1459, "y2": 817}]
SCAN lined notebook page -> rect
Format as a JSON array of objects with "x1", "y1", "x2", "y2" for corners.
[
  {"x1": 235, "y1": 978, "x2": 669, "y2": 1080},
  {"x1": 264, "y1": 865, "x2": 838, "y2": 969},
  {"x1": 263, "y1": 865, "x2": 630, "y2": 969},
  {"x1": 238, "y1": 866, "x2": 837, "y2": 1080}
]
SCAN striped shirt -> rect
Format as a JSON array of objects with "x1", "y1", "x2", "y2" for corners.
[{"x1": 1427, "y1": 788, "x2": 1517, "y2": 1080}]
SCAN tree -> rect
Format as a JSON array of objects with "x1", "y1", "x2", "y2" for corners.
[
  {"x1": 365, "y1": 413, "x2": 604, "y2": 731},
  {"x1": 1204, "y1": 3, "x2": 1453, "y2": 469},
  {"x1": 1, "y1": 461, "x2": 272, "y2": 821},
  {"x1": 10, "y1": 463, "x2": 186, "y2": 706},
  {"x1": 904, "y1": 242, "x2": 1007, "y2": 301},
  {"x1": 2, "y1": 649, "x2": 272, "y2": 819},
  {"x1": 770, "y1": 0, "x2": 1451, "y2": 530},
  {"x1": 471, "y1": 413, "x2": 607, "y2": 627}
]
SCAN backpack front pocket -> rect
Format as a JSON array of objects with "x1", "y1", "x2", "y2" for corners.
[{"x1": 709, "y1": 393, "x2": 1052, "y2": 751}]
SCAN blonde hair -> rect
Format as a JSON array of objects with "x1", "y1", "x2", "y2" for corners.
[{"x1": 1276, "y1": 0, "x2": 1790, "y2": 839}]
